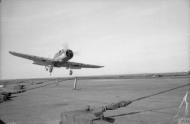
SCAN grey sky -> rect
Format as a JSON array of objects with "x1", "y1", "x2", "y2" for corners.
[{"x1": 1, "y1": 0, "x2": 190, "y2": 79}]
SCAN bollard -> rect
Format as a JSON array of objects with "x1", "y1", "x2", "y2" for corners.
[{"x1": 73, "y1": 77, "x2": 78, "y2": 90}]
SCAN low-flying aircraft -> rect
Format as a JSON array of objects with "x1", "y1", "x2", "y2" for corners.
[{"x1": 9, "y1": 49, "x2": 103, "y2": 75}]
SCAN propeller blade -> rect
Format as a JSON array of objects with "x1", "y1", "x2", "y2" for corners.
[
  {"x1": 62, "y1": 43, "x2": 79, "y2": 55},
  {"x1": 62, "y1": 43, "x2": 69, "y2": 50},
  {"x1": 73, "y1": 51, "x2": 79, "y2": 56}
]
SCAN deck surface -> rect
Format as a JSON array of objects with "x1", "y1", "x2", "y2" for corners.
[{"x1": 0, "y1": 77, "x2": 190, "y2": 124}]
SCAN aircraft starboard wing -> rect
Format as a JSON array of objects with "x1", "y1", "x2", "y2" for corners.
[{"x1": 9, "y1": 51, "x2": 54, "y2": 65}]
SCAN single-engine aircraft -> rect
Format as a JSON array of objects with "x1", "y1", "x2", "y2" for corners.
[{"x1": 9, "y1": 49, "x2": 103, "y2": 75}]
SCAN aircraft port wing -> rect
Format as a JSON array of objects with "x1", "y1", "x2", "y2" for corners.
[{"x1": 66, "y1": 61, "x2": 104, "y2": 69}]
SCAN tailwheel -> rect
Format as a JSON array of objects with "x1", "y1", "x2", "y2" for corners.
[{"x1": 69, "y1": 70, "x2": 73, "y2": 75}]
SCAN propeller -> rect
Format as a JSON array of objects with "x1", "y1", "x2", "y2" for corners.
[
  {"x1": 61, "y1": 43, "x2": 79, "y2": 55},
  {"x1": 62, "y1": 43, "x2": 69, "y2": 51}
]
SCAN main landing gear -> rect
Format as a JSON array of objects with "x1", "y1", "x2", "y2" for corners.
[
  {"x1": 45, "y1": 66, "x2": 53, "y2": 76},
  {"x1": 45, "y1": 66, "x2": 48, "y2": 71},
  {"x1": 69, "y1": 70, "x2": 73, "y2": 75}
]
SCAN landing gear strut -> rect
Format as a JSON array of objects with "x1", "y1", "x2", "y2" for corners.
[
  {"x1": 49, "y1": 66, "x2": 53, "y2": 76},
  {"x1": 45, "y1": 66, "x2": 53, "y2": 75},
  {"x1": 69, "y1": 70, "x2": 73, "y2": 75}
]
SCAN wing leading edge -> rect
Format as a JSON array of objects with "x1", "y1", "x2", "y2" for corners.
[{"x1": 9, "y1": 51, "x2": 54, "y2": 65}]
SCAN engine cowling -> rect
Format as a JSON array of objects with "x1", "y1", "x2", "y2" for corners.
[{"x1": 66, "y1": 49, "x2": 73, "y2": 59}]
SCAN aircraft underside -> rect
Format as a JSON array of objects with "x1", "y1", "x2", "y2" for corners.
[{"x1": 45, "y1": 65, "x2": 74, "y2": 75}]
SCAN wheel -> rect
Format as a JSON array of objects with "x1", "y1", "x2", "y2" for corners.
[
  {"x1": 2, "y1": 94, "x2": 8, "y2": 101},
  {"x1": 45, "y1": 66, "x2": 48, "y2": 71},
  {"x1": 69, "y1": 70, "x2": 73, "y2": 75}
]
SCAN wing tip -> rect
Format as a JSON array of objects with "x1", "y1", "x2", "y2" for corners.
[
  {"x1": 9, "y1": 51, "x2": 14, "y2": 55},
  {"x1": 97, "y1": 65, "x2": 104, "y2": 68},
  {"x1": 9, "y1": 51, "x2": 19, "y2": 56}
]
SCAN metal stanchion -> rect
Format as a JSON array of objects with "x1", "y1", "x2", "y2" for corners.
[{"x1": 73, "y1": 77, "x2": 78, "y2": 90}]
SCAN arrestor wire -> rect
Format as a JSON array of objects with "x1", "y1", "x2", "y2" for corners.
[
  {"x1": 131, "y1": 83, "x2": 190, "y2": 103},
  {"x1": 92, "y1": 83, "x2": 190, "y2": 119}
]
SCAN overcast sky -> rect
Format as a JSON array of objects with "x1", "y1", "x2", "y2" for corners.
[{"x1": 1, "y1": 0, "x2": 190, "y2": 79}]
